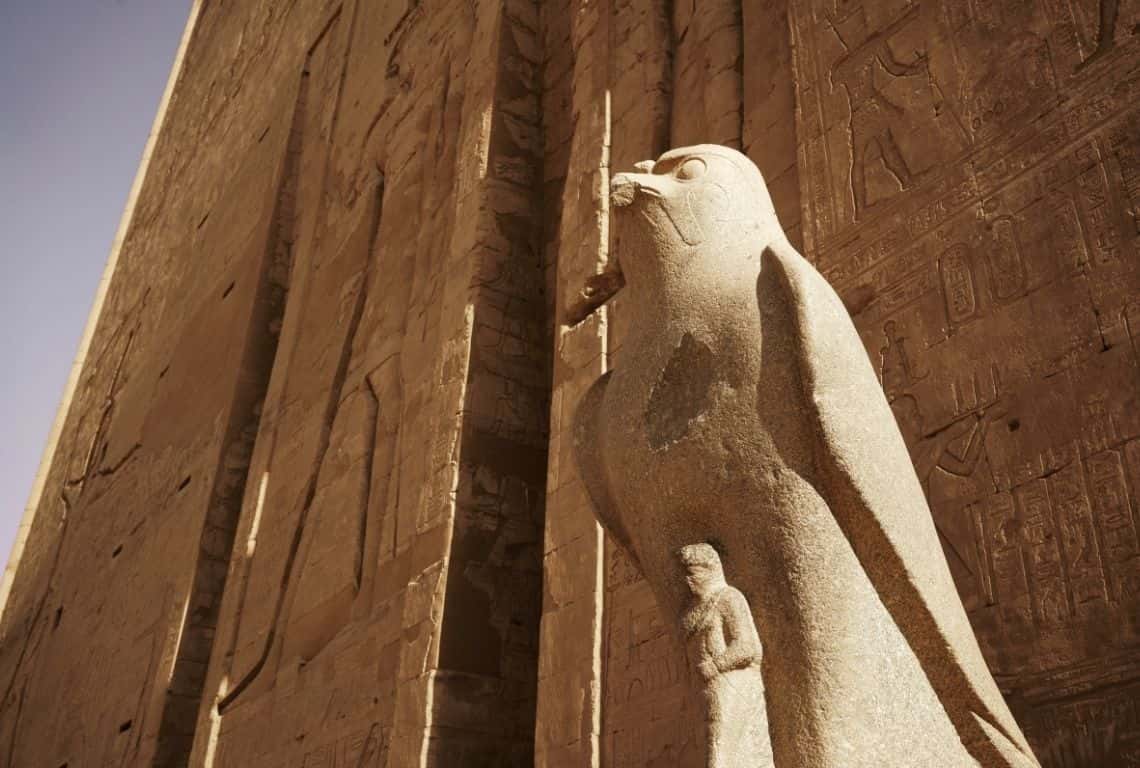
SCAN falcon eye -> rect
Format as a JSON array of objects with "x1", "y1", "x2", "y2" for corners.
[{"x1": 675, "y1": 157, "x2": 707, "y2": 181}]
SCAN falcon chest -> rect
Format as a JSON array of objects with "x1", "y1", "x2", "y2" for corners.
[{"x1": 598, "y1": 314, "x2": 777, "y2": 531}]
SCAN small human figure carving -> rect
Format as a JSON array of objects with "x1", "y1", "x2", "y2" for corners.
[{"x1": 679, "y1": 544, "x2": 773, "y2": 768}]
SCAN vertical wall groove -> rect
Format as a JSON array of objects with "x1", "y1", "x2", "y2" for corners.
[
  {"x1": 432, "y1": 1, "x2": 550, "y2": 762},
  {"x1": 150, "y1": 54, "x2": 313, "y2": 766},
  {"x1": 209, "y1": 7, "x2": 361, "y2": 716}
]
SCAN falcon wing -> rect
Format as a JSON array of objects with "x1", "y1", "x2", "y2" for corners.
[
  {"x1": 572, "y1": 371, "x2": 642, "y2": 571},
  {"x1": 762, "y1": 240, "x2": 1038, "y2": 767}
]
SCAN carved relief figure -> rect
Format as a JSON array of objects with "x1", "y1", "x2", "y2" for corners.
[
  {"x1": 829, "y1": 5, "x2": 930, "y2": 213},
  {"x1": 892, "y1": 395, "x2": 1005, "y2": 600},
  {"x1": 572, "y1": 145, "x2": 1040, "y2": 767},
  {"x1": 678, "y1": 544, "x2": 772, "y2": 768}
]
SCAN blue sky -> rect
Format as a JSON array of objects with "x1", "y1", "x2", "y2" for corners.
[{"x1": 0, "y1": 2, "x2": 190, "y2": 571}]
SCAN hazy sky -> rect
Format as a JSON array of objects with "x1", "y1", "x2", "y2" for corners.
[{"x1": 0, "y1": 2, "x2": 190, "y2": 570}]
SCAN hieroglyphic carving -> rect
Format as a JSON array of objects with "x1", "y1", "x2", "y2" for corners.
[
  {"x1": 1015, "y1": 480, "x2": 1071, "y2": 628},
  {"x1": 1085, "y1": 449, "x2": 1140, "y2": 600},
  {"x1": 986, "y1": 216, "x2": 1028, "y2": 302},
  {"x1": 299, "y1": 723, "x2": 385, "y2": 768},
  {"x1": 1105, "y1": 115, "x2": 1140, "y2": 234},
  {"x1": 939, "y1": 244, "x2": 978, "y2": 324},
  {"x1": 1014, "y1": 654, "x2": 1140, "y2": 767},
  {"x1": 969, "y1": 434, "x2": 1140, "y2": 699},
  {"x1": 804, "y1": 8, "x2": 1139, "y2": 268},
  {"x1": 1047, "y1": 463, "x2": 1109, "y2": 620},
  {"x1": 879, "y1": 319, "x2": 929, "y2": 398},
  {"x1": 1075, "y1": 160, "x2": 1124, "y2": 266},
  {"x1": 892, "y1": 397, "x2": 1001, "y2": 494},
  {"x1": 982, "y1": 490, "x2": 1037, "y2": 650}
]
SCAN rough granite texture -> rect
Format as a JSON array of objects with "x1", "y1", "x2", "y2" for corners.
[
  {"x1": 0, "y1": 1, "x2": 1136, "y2": 767},
  {"x1": 574, "y1": 143, "x2": 1039, "y2": 766}
]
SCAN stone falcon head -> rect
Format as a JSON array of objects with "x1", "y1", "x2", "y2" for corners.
[{"x1": 565, "y1": 145, "x2": 782, "y2": 324}]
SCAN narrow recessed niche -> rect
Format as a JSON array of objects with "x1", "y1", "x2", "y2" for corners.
[
  {"x1": 111, "y1": 545, "x2": 123, "y2": 559},
  {"x1": 118, "y1": 720, "x2": 133, "y2": 733},
  {"x1": 158, "y1": 365, "x2": 170, "y2": 381},
  {"x1": 53, "y1": 606, "x2": 63, "y2": 628},
  {"x1": 177, "y1": 475, "x2": 192, "y2": 492},
  {"x1": 1007, "y1": 418, "x2": 1021, "y2": 432},
  {"x1": 222, "y1": 282, "x2": 236, "y2": 299}
]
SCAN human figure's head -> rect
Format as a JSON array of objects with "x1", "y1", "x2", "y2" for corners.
[{"x1": 678, "y1": 543, "x2": 727, "y2": 600}]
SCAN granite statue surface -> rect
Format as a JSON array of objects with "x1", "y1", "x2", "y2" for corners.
[
  {"x1": 679, "y1": 543, "x2": 772, "y2": 768},
  {"x1": 571, "y1": 144, "x2": 1041, "y2": 767}
]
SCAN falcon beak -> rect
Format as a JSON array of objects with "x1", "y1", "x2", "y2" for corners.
[{"x1": 611, "y1": 165, "x2": 666, "y2": 208}]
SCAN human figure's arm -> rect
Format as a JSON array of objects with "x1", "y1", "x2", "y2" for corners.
[{"x1": 713, "y1": 589, "x2": 762, "y2": 674}]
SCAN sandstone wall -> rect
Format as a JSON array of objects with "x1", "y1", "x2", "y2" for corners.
[
  {"x1": 0, "y1": 1, "x2": 549, "y2": 766},
  {"x1": 792, "y1": 3, "x2": 1140, "y2": 765},
  {"x1": 0, "y1": 1, "x2": 1137, "y2": 767}
]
